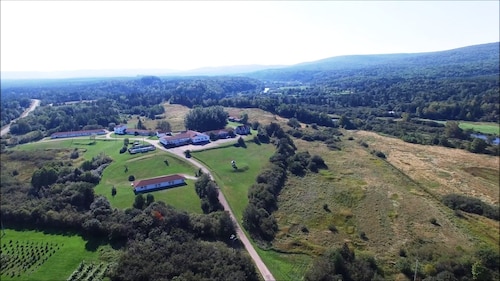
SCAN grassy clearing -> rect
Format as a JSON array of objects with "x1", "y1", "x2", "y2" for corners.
[
  {"x1": 191, "y1": 142, "x2": 275, "y2": 221},
  {"x1": 0, "y1": 229, "x2": 105, "y2": 281},
  {"x1": 416, "y1": 118, "x2": 499, "y2": 135},
  {"x1": 458, "y1": 122, "x2": 499, "y2": 135},
  {"x1": 255, "y1": 248, "x2": 311, "y2": 281},
  {"x1": 14, "y1": 138, "x2": 202, "y2": 213},
  {"x1": 91, "y1": 144, "x2": 201, "y2": 213}
]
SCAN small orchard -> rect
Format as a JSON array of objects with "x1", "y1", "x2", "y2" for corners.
[
  {"x1": 0, "y1": 239, "x2": 62, "y2": 278},
  {"x1": 66, "y1": 261, "x2": 110, "y2": 281}
]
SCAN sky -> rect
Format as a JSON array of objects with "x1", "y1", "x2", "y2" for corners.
[{"x1": 1, "y1": 1, "x2": 499, "y2": 73}]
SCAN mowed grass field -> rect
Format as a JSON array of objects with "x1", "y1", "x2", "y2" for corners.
[
  {"x1": 191, "y1": 141, "x2": 276, "y2": 221},
  {"x1": 15, "y1": 138, "x2": 202, "y2": 213},
  {"x1": 191, "y1": 141, "x2": 308, "y2": 280},
  {"x1": 0, "y1": 229, "x2": 107, "y2": 281},
  {"x1": 416, "y1": 118, "x2": 499, "y2": 135}
]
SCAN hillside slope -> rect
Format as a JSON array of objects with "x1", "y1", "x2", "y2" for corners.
[{"x1": 247, "y1": 42, "x2": 499, "y2": 82}]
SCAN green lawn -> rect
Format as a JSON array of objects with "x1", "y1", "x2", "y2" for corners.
[
  {"x1": 92, "y1": 144, "x2": 201, "y2": 213},
  {"x1": 457, "y1": 122, "x2": 499, "y2": 135},
  {"x1": 415, "y1": 119, "x2": 499, "y2": 135},
  {"x1": 191, "y1": 142, "x2": 275, "y2": 222},
  {"x1": 0, "y1": 229, "x2": 105, "y2": 281},
  {"x1": 16, "y1": 138, "x2": 202, "y2": 213},
  {"x1": 255, "y1": 249, "x2": 312, "y2": 281}
]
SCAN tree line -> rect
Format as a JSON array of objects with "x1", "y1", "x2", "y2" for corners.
[{"x1": 0, "y1": 147, "x2": 259, "y2": 280}]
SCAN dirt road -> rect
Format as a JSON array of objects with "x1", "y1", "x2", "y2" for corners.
[
  {"x1": 1, "y1": 99, "x2": 41, "y2": 137},
  {"x1": 139, "y1": 137, "x2": 276, "y2": 281}
]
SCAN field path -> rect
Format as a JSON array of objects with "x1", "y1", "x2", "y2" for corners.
[
  {"x1": 1, "y1": 99, "x2": 41, "y2": 136},
  {"x1": 142, "y1": 138, "x2": 276, "y2": 281}
]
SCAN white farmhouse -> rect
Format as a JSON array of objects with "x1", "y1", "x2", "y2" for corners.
[{"x1": 114, "y1": 124, "x2": 127, "y2": 135}]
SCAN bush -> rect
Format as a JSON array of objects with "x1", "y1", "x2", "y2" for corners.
[
  {"x1": 371, "y1": 150, "x2": 386, "y2": 159},
  {"x1": 442, "y1": 193, "x2": 499, "y2": 221},
  {"x1": 328, "y1": 224, "x2": 337, "y2": 233},
  {"x1": 70, "y1": 149, "x2": 79, "y2": 159}
]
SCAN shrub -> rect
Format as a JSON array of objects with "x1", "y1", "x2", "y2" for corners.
[
  {"x1": 70, "y1": 149, "x2": 79, "y2": 159},
  {"x1": 328, "y1": 224, "x2": 337, "y2": 233},
  {"x1": 371, "y1": 150, "x2": 386, "y2": 159},
  {"x1": 323, "y1": 203, "x2": 330, "y2": 212}
]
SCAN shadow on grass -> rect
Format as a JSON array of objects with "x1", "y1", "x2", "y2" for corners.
[{"x1": 231, "y1": 166, "x2": 249, "y2": 173}]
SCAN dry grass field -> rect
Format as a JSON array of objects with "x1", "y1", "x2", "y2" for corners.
[{"x1": 272, "y1": 129, "x2": 499, "y2": 276}]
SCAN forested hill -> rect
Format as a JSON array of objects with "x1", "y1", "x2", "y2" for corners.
[{"x1": 246, "y1": 42, "x2": 500, "y2": 82}]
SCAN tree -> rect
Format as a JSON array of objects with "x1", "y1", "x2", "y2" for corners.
[
  {"x1": 444, "y1": 121, "x2": 464, "y2": 139},
  {"x1": 124, "y1": 138, "x2": 130, "y2": 146},
  {"x1": 184, "y1": 106, "x2": 228, "y2": 132},
  {"x1": 112, "y1": 186, "x2": 117, "y2": 197},
  {"x1": 240, "y1": 113, "x2": 249, "y2": 124},
  {"x1": 287, "y1": 118, "x2": 300, "y2": 129},
  {"x1": 146, "y1": 194, "x2": 155, "y2": 206},
  {"x1": 469, "y1": 138, "x2": 487, "y2": 153},
  {"x1": 156, "y1": 120, "x2": 171, "y2": 132},
  {"x1": 133, "y1": 194, "x2": 145, "y2": 209},
  {"x1": 137, "y1": 118, "x2": 146, "y2": 130},
  {"x1": 237, "y1": 136, "x2": 246, "y2": 148}
]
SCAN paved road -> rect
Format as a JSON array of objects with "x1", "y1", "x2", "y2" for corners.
[
  {"x1": 107, "y1": 132, "x2": 276, "y2": 281},
  {"x1": 1, "y1": 99, "x2": 41, "y2": 137}
]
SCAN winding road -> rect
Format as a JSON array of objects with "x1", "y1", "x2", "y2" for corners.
[
  {"x1": 1, "y1": 99, "x2": 41, "y2": 137},
  {"x1": 8, "y1": 99, "x2": 275, "y2": 279},
  {"x1": 105, "y1": 132, "x2": 276, "y2": 281}
]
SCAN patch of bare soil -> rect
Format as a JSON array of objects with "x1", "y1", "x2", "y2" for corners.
[{"x1": 352, "y1": 131, "x2": 500, "y2": 205}]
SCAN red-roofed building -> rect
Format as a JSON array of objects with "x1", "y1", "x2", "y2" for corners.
[
  {"x1": 132, "y1": 174, "x2": 186, "y2": 194},
  {"x1": 159, "y1": 130, "x2": 209, "y2": 147}
]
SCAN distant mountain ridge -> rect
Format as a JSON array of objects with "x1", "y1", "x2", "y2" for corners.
[
  {"x1": 1, "y1": 65, "x2": 285, "y2": 80},
  {"x1": 1, "y1": 42, "x2": 497, "y2": 80},
  {"x1": 246, "y1": 42, "x2": 500, "y2": 81}
]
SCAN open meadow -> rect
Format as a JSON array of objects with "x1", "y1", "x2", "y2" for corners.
[
  {"x1": 0, "y1": 229, "x2": 112, "y2": 281},
  {"x1": 268, "y1": 130, "x2": 499, "y2": 278}
]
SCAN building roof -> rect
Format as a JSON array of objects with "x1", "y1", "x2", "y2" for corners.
[
  {"x1": 161, "y1": 130, "x2": 206, "y2": 141},
  {"x1": 114, "y1": 124, "x2": 127, "y2": 129},
  {"x1": 133, "y1": 174, "x2": 186, "y2": 188},
  {"x1": 51, "y1": 129, "x2": 106, "y2": 137}
]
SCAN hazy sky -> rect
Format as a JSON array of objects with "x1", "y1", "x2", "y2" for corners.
[{"x1": 1, "y1": 1, "x2": 499, "y2": 72}]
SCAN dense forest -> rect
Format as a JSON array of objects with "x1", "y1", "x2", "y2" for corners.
[{"x1": 2, "y1": 44, "x2": 498, "y2": 148}]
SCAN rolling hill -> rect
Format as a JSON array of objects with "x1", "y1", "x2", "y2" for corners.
[{"x1": 245, "y1": 42, "x2": 500, "y2": 82}]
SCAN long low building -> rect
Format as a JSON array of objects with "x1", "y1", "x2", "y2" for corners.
[
  {"x1": 50, "y1": 129, "x2": 107, "y2": 139},
  {"x1": 159, "y1": 130, "x2": 209, "y2": 147},
  {"x1": 132, "y1": 174, "x2": 186, "y2": 194}
]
